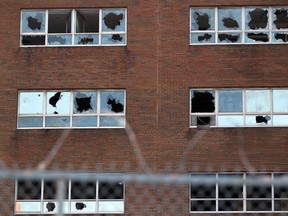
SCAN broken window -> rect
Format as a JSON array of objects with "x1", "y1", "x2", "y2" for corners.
[
  {"x1": 18, "y1": 90, "x2": 125, "y2": 129},
  {"x1": 21, "y1": 8, "x2": 127, "y2": 46},
  {"x1": 190, "y1": 7, "x2": 288, "y2": 44}
]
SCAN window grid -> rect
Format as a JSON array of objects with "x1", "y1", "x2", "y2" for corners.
[
  {"x1": 18, "y1": 90, "x2": 126, "y2": 129},
  {"x1": 190, "y1": 173, "x2": 288, "y2": 213},
  {"x1": 190, "y1": 7, "x2": 288, "y2": 45},
  {"x1": 20, "y1": 8, "x2": 127, "y2": 47},
  {"x1": 190, "y1": 89, "x2": 288, "y2": 127},
  {"x1": 15, "y1": 176, "x2": 125, "y2": 214}
]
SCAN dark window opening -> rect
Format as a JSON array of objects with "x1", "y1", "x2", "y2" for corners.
[
  {"x1": 22, "y1": 35, "x2": 45, "y2": 46},
  {"x1": 247, "y1": 33, "x2": 269, "y2": 42},
  {"x1": 274, "y1": 9, "x2": 288, "y2": 29},
  {"x1": 222, "y1": 17, "x2": 239, "y2": 28},
  {"x1": 195, "y1": 12, "x2": 211, "y2": 30},
  {"x1": 248, "y1": 8, "x2": 268, "y2": 29},
  {"x1": 17, "y1": 180, "x2": 41, "y2": 200},
  {"x1": 76, "y1": 9, "x2": 99, "y2": 33},
  {"x1": 99, "y1": 181, "x2": 123, "y2": 199},
  {"x1": 191, "y1": 91, "x2": 215, "y2": 113},
  {"x1": 71, "y1": 181, "x2": 96, "y2": 199},
  {"x1": 48, "y1": 10, "x2": 72, "y2": 33},
  {"x1": 219, "y1": 34, "x2": 239, "y2": 42}
]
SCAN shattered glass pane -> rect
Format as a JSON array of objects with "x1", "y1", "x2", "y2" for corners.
[
  {"x1": 273, "y1": 90, "x2": 288, "y2": 112},
  {"x1": 19, "y1": 92, "x2": 43, "y2": 114},
  {"x1": 191, "y1": 90, "x2": 215, "y2": 113},
  {"x1": 75, "y1": 34, "x2": 99, "y2": 45},
  {"x1": 273, "y1": 115, "x2": 288, "y2": 126},
  {"x1": 48, "y1": 10, "x2": 72, "y2": 33},
  {"x1": 48, "y1": 35, "x2": 72, "y2": 45},
  {"x1": 100, "y1": 91, "x2": 125, "y2": 114},
  {"x1": 15, "y1": 202, "x2": 41, "y2": 213},
  {"x1": 102, "y1": 9, "x2": 125, "y2": 32},
  {"x1": 72, "y1": 117, "x2": 97, "y2": 127},
  {"x1": 218, "y1": 90, "x2": 242, "y2": 112},
  {"x1": 218, "y1": 33, "x2": 241, "y2": 43},
  {"x1": 21, "y1": 10, "x2": 46, "y2": 33},
  {"x1": 246, "y1": 8, "x2": 269, "y2": 30},
  {"x1": 18, "y1": 117, "x2": 43, "y2": 128},
  {"x1": 101, "y1": 34, "x2": 126, "y2": 45},
  {"x1": 45, "y1": 116, "x2": 70, "y2": 127},
  {"x1": 191, "y1": 33, "x2": 215, "y2": 43},
  {"x1": 191, "y1": 8, "x2": 215, "y2": 30},
  {"x1": 190, "y1": 116, "x2": 216, "y2": 127},
  {"x1": 245, "y1": 33, "x2": 269, "y2": 43},
  {"x1": 70, "y1": 201, "x2": 96, "y2": 212},
  {"x1": 218, "y1": 8, "x2": 242, "y2": 30},
  {"x1": 99, "y1": 116, "x2": 125, "y2": 127},
  {"x1": 246, "y1": 115, "x2": 271, "y2": 126},
  {"x1": 273, "y1": 33, "x2": 288, "y2": 43},
  {"x1": 73, "y1": 92, "x2": 97, "y2": 114},
  {"x1": 46, "y1": 92, "x2": 71, "y2": 114},
  {"x1": 21, "y1": 35, "x2": 45, "y2": 46},
  {"x1": 43, "y1": 202, "x2": 69, "y2": 213},
  {"x1": 272, "y1": 8, "x2": 288, "y2": 30},
  {"x1": 76, "y1": 9, "x2": 99, "y2": 33},
  {"x1": 98, "y1": 201, "x2": 124, "y2": 212},
  {"x1": 218, "y1": 115, "x2": 244, "y2": 127},
  {"x1": 245, "y1": 90, "x2": 270, "y2": 113}
]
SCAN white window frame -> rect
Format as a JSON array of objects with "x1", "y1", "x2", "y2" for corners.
[
  {"x1": 15, "y1": 174, "x2": 125, "y2": 215},
  {"x1": 190, "y1": 88, "x2": 288, "y2": 128},
  {"x1": 190, "y1": 6, "x2": 288, "y2": 45},
  {"x1": 190, "y1": 172, "x2": 288, "y2": 213},
  {"x1": 17, "y1": 90, "x2": 126, "y2": 129},
  {"x1": 20, "y1": 8, "x2": 127, "y2": 47}
]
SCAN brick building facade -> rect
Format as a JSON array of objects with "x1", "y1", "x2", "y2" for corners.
[{"x1": 0, "y1": 0, "x2": 288, "y2": 215}]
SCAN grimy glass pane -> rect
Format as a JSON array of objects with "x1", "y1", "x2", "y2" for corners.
[
  {"x1": 272, "y1": 8, "x2": 288, "y2": 30},
  {"x1": 219, "y1": 90, "x2": 242, "y2": 112},
  {"x1": 190, "y1": 33, "x2": 215, "y2": 43},
  {"x1": 218, "y1": 33, "x2": 242, "y2": 43},
  {"x1": 99, "y1": 116, "x2": 125, "y2": 127},
  {"x1": 273, "y1": 90, "x2": 288, "y2": 112},
  {"x1": 45, "y1": 116, "x2": 70, "y2": 127},
  {"x1": 100, "y1": 91, "x2": 125, "y2": 114},
  {"x1": 274, "y1": 173, "x2": 288, "y2": 198},
  {"x1": 245, "y1": 8, "x2": 269, "y2": 30},
  {"x1": 191, "y1": 90, "x2": 215, "y2": 113},
  {"x1": 48, "y1": 10, "x2": 72, "y2": 33},
  {"x1": 219, "y1": 200, "x2": 243, "y2": 211},
  {"x1": 191, "y1": 8, "x2": 215, "y2": 30},
  {"x1": 273, "y1": 115, "x2": 288, "y2": 126},
  {"x1": 22, "y1": 10, "x2": 46, "y2": 33},
  {"x1": 72, "y1": 117, "x2": 97, "y2": 127},
  {"x1": 218, "y1": 8, "x2": 242, "y2": 30},
  {"x1": 75, "y1": 34, "x2": 99, "y2": 45},
  {"x1": 102, "y1": 9, "x2": 126, "y2": 32},
  {"x1": 47, "y1": 35, "x2": 72, "y2": 45},
  {"x1": 71, "y1": 180, "x2": 96, "y2": 199},
  {"x1": 246, "y1": 90, "x2": 270, "y2": 113},
  {"x1": 98, "y1": 201, "x2": 124, "y2": 212},
  {"x1": 73, "y1": 92, "x2": 97, "y2": 114},
  {"x1": 246, "y1": 174, "x2": 272, "y2": 198},
  {"x1": 17, "y1": 180, "x2": 41, "y2": 200},
  {"x1": 101, "y1": 34, "x2": 126, "y2": 45},
  {"x1": 99, "y1": 181, "x2": 124, "y2": 199},
  {"x1": 76, "y1": 9, "x2": 99, "y2": 33},
  {"x1": 190, "y1": 174, "x2": 216, "y2": 198},
  {"x1": 18, "y1": 117, "x2": 43, "y2": 128},
  {"x1": 46, "y1": 92, "x2": 71, "y2": 114},
  {"x1": 191, "y1": 200, "x2": 216, "y2": 211},
  {"x1": 218, "y1": 115, "x2": 243, "y2": 127},
  {"x1": 247, "y1": 200, "x2": 272, "y2": 211},
  {"x1": 19, "y1": 92, "x2": 43, "y2": 114},
  {"x1": 218, "y1": 174, "x2": 243, "y2": 198},
  {"x1": 70, "y1": 201, "x2": 96, "y2": 212},
  {"x1": 246, "y1": 115, "x2": 271, "y2": 126}
]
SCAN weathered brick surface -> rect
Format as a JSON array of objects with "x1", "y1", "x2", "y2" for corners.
[{"x1": 0, "y1": 0, "x2": 288, "y2": 215}]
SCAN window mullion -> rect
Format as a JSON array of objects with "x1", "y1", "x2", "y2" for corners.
[{"x1": 45, "y1": 10, "x2": 49, "y2": 45}]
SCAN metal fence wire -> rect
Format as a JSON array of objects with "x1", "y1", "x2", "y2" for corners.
[{"x1": 1, "y1": 168, "x2": 288, "y2": 215}]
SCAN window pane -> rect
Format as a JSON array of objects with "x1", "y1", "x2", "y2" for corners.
[
  {"x1": 246, "y1": 115, "x2": 271, "y2": 126},
  {"x1": 15, "y1": 201, "x2": 41, "y2": 213},
  {"x1": 71, "y1": 180, "x2": 96, "y2": 199},
  {"x1": 19, "y1": 92, "x2": 43, "y2": 114},
  {"x1": 273, "y1": 115, "x2": 288, "y2": 126},
  {"x1": 101, "y1": 34, "x2": 126, "y2": 45},
  {"x1": 191, "y1": 90, "x2": 215, "y2": 113},
  {"x1": 218, "y1": 115, "x2": 243, "y2": 127},
  {"x1": 47, "y1": 35, "x2": 72, "y2": 45},
  {"x1": 245, "y1": 8, "x2": 269, "y2": 30},
  {"x1": 219, "y1": 90, "x2": 242, "y2": 112},
  {"x1": 72, "y1": 116, "x2": 97, "y2": 127},
  {"x1": 273, "y1": 90, "x2": 288, "y2": 112},
  {"x1": 102, "y1": 9, "x2": 126, "y2": 32},
  {"x1": 99, "y1": 201, "x2": 124, "y2": 212},
  {"x1": 274, "y1": 174, "x2": 288, "y2": 198},
  {"x1": 246, "y1": 174, "x2": 272, "y2": 198},
  {"x1": 218, "y1": 8, "x2": 242, "y2": 30},
  {"x1": 99, "y1": 116, "x2": 125, "y2": 127},
  {"x1": 191, "y1": 8, "x2": 215, "y2": 30},
  {"x1": 275, "y1": 200, "x2": 288, "y2": 211},
  {"x1": 190, "y1": 174, "x2": 216, "y2": 198},
  {"x1": 191, "y1": 115, "x2": 216, "y2": 127},
  {"x1": 246, "y1": 90, "x2": 270, "y2": 113},
  {"x1": 21, "y1": 35, "x2": 46, "y2": 46},
  {"x1": 70, "y1": 201, "x2": 96, "y2": 212},
  {"x1": 43, "y1": 201, "x2": 69, "y2": 213},
  {"x1": 45, "y1": 116, "x2": 70, "y2": 127},
  {"x1": 44, "y1": 180, "x2": 68, "y2": 199},
  {"x1": 18, "y1": 117, "x2": 43, "y2": 128},
  {"x1": 17, "y1": 180, "x2": 41, "y2": 200},
  {"x1": 76, "y1": 9, "x2": 99, "y2": 33},
  {"x1": 272, "y1": 8, "x2": 288, "y2": 30},
  {"x1": 218, "y1": 33, "x2": 242, "y2": 43},
  {"x1": 46, "y1": 92, "x2": 71, "y2": 114},
  {"x1": 273, "y1": 32, "x2": 288, "y2": 43},
  {"x1": 191, "y1": 200, "x2": 216, "y2": 211},
  {"x1": 219, "y1": 200, "x2": 243, "y2": 211},
  {"x1": 75, "y1": 34, "x2": 99, "y2": 45},
  {"x1": 100, "y1": 91, "x2": 125, "y2": 114},
  {"x1": 245, "y1": 32, "x2": 269, "y2": 43},
  {"x1": 247, "y1": 200, "x2": 272, "y2": 211},
  {"x1": 99, "y1": 181, "x2": 124, "y2": 199},
  {"x1": 73, "y1": 92, "x2": 97, "y2": 114},
  {"x1": 218, "y1": 174, "x2": 243, "y2": 198},
  {"x1": 190, "y1": 33, "x2": 215, "y2": 43},
  {"x1": 22, "y1": 10, "x2": 46, "y2": 33},
  {"x1": 48, "y1": 10, "x2": 72, "y2": 33}
]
